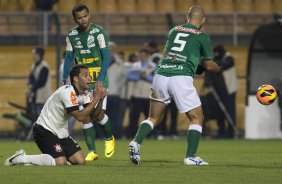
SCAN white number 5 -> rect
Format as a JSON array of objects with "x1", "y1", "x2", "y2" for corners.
[{"x1": 171, "y1": 33, "x2": 189, "y2": 52}]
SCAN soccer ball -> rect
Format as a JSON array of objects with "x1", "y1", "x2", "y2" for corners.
[{"x1": 256, "y1": 84, "x2": 277, "y2": 105}]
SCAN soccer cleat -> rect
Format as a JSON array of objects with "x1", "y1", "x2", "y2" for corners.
[
  {"x1": 105, "y1": 136, "x2": 115, "y2": 158},
  {"x1": 184, "y1": 156, "x2": 209, "y2": 166},
  {"x1": 4, "y1": 149, "x2": 26, "y2": 166},
  {"x1": 128, "y1": 141, "x2": 141, "y2": 165},
  {"x1": 85, "y1": 152, "x2": 98, "y2": 161}
]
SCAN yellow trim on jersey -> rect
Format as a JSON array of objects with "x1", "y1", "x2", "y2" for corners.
[
  {"x1": 89, "y1": 67, "x2": 101, "y2": 83},
  {"x1": 81, "y1": 57, "x2": 100, "y2": 64}
]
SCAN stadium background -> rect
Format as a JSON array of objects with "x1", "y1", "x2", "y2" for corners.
[{"x1": 0, "y1": 0, "x2": 281, "y2": 138}]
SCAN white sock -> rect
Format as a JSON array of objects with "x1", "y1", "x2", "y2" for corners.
[
  {"x1": 98, "y1": 114, "x2": 109, "y2": 125},
  {"x1": 141, "y1": 119, "x2": 154, "y2": 130},
  {"x1": 18, "y1": 154, "x2": 56, "y2": 166},
  {"x1": 188, "y1": 124, "x2": 202, "y2": 133},
  {"x1": 82, "y1": 122, "x2": 93, "y2": 129}
]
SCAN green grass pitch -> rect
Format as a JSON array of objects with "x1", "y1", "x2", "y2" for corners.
[{"x1": 0, "y1": 139, "x2": 282, "y2": 184}]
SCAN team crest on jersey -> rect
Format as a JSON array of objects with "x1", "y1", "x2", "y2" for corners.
[
  {"x1": 76, "y1": 94, "x2": 89, "y2": 105},
  {"x1": 53, "y1": 144, "x2": 62, "y2": 152},
  {"x1": 75, "y1": 41, "x2": 83, "y2": 49},
  {"x1": 69, "y1": 30, "x2": 78, "y2": 36},
  {"x1": 90, "y1": 28, "x2": 100, "y2": 34},
  {"x1": 87, "y1": 35, "x2": 95, "y2": 48}
]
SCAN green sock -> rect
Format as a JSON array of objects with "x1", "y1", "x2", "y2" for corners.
[
  {"x1": 102, "y1": 119, "x2": 113, "y2": 140},
  {"x1": 134, "y1": 122, "x2": 153, "y2": 144},
  {"x1": 186, "y1": 129, "x2": 201, "y2": 157},
  {"x1": 83, "y1": 126, "x2": 96, "y2": 153}
]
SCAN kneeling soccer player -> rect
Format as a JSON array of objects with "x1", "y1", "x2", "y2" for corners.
[{"x1": 4, "y1": 64, "x2": 107, "y2": 166}]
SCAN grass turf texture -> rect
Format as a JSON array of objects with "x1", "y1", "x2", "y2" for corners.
[{"x1": 0, "y1": 139, "x2": 282, "y2": 184}]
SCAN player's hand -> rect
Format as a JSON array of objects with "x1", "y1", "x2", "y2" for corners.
[
  {"x1": 94, "y1": 86, "x2": 107, "y2": 99},
  {"x1": 94, "y1": 81, "x2": 103, "y2": 93},
  {"x1": 99, "y1": 87, "x2": 107, "y2": 98}
]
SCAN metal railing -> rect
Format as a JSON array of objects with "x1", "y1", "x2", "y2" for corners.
[{"x1": 0, "y1": 12, "x2": 275, "y2": 46}]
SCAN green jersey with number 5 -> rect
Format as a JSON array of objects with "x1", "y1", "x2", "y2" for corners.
[{"x1": 155, "y1": 23, "x2": 213, "y2": 77}]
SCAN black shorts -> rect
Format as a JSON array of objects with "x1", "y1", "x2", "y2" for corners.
[{"x1": 33, "y1": 124, "x2": 81, "y2": 158}]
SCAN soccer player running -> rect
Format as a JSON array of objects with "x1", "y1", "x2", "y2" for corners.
[
  {"x1": 5, "y1": 65, "x2": 107, "y2": 166},
  {"x1": 129, "y1": 5, "x2": 222, "y2": 165},
  {"x1": 62, "y1": 4, "x2": 115, "y2": 161}
]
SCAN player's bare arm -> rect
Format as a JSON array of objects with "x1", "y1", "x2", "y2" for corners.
[
  {"x1": 89, "y1": 94, "x2": 106, "y2": 121},
  {"x1": 70, "y1": 88, "x2": 106, "y2": 122},
  {"x1": 204, "y1": 60, "x2": 222, "y2": 73}
]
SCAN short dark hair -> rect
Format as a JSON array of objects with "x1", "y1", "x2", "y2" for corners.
[
  {"x1": 128, "y1": 52, "x2": 138, "y2": 62},
  {"x1": 33, "y1": 47, "x2": 45, "y2": 59},
  {"x1": 72, "y1": 4, "x2": 89, "y2": 18},
  {"x1": 70, "y1": 64, "x2": 88, "y2": 85}
]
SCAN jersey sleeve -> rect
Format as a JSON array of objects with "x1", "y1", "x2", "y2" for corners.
[
  {"x1": 65, "y1": 36, "x2": 73, "y2": 52},
  {"x1": 96, "y1": 27, "x2": 110, "y2": 81},
  {"x1": 60, "y1": 87, "x2": 79, "y2": 114},
  {"x1": 97, "y1": 28, "x2": 109, "y2": 49},
  {"x1": 199, "y1": 34, "x2": 213, "y2": 61},
  {"x1": 63, "y1": 35, "x2": 75, "y2": 81}
]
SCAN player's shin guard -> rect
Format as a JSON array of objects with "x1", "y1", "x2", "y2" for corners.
[
  {"x1": 82, "y1": 123, "x2": 96, "y2": 152},
  {"x1": 186, "y1": 124, "x2": 202, "y2": 157},
  {"x1": 98, "y1": 115, "x2": 113, "y2": 140},
  {"x1": 134, "y1": 120, "x2": 154, "y2": 144}
]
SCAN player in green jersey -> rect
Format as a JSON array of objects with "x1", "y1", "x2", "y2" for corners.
[
  {"x1": 129, "y1": 5, "x2": 222, "y2": 165},
  {"x1": 62, "y1": 4, "x2": 115, "y2": 161}
]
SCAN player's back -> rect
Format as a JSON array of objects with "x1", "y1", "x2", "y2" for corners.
[{"x1": 156, "y1": 23, "x2": 213, "y2": 77}]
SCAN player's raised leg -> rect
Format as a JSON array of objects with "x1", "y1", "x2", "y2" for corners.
[{"x1": 129, "y1": 100, "x2": 166, "y2": 165}]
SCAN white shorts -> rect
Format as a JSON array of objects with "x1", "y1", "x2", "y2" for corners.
[
  {"x1": 101, "y1": 96, "x2": 107, "y2": 110},
  {"x1": 150, "y1": 74, "x2": 201, "y2": 113}
]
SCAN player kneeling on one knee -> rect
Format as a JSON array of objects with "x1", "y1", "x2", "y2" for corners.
[{"x1": 4, "y1": 64, "x2": 107, "y2": 166}]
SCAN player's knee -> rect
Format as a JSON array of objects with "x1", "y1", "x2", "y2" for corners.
[
  {"x1": 148, "y1": 117, "x2": 159, "y2": 125},
  {"x1": 76, "y1": 158, "x2": 86, "y2": 165},
  {"x1": 69, "y1": 156, "x2": 85, "y2": 165},
  {"x1": 186, "y1": 107, "x2": 204, "y2": 124},
  {"x1": 187, "y1": 113, "x2": 204, "y2": 124},
  {"x1": 97, "y1": 110, "x2": 105, "y2": 121},
  {"x1": 92, "y1": 108, "x2": 103, "y2": 121},
  {"x1": 55, "y1": 157, "x2": 67, "y2": 165}
]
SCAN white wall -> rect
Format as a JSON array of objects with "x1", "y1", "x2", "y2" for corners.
[{"x1": 245, "y1": 96, "x2": 282, "y2": 139}]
